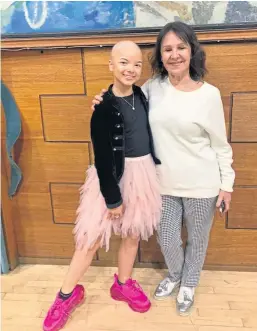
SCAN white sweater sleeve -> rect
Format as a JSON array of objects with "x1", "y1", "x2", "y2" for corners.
[{"x1": 205, "y1": 88, "x2": 235, "y2": 192}]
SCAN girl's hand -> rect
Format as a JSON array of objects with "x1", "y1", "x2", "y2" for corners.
[
  {"x1": 216, "y1": 190, "x2": 232, "y2": 214},
  {"x1": 107, "y1": 204, "x2": 124, "y2": 220},
  {"x1": 91, "y1": 89, "x2": 107, "y2": 111}
]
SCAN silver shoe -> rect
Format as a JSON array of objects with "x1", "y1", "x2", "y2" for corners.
[
  {"x1": 154, "y1": 277, "x2": 180, "y2": 300},
  {"x1": 176, "y1": 286, "x2": 194, "y2": 316}
]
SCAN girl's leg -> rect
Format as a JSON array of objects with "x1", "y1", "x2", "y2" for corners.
[
  {"x1": 118, "y1": 235, "x2": 139, "y2": 283},
  {"x1": 61, "y1": 239, "x2": 101, "y2": 293},
  {"x1": 43, "y1": 239, "x2": 101, "y2": 331}
]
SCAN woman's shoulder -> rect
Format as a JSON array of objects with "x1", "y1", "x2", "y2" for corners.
[
  {"x1": 202, "y1": 81, "x2": 221, "y2": 96},
  {"x1": 147, "y1": 74, "x2": 166, "y2": 85},
  {"x1": 142, "y1": 75, "x2": 168, "y2": 91}
]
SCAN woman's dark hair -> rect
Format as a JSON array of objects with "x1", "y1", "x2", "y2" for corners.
[{"x1": 150, "y1": 21, "x2": 207, "y2": 81}]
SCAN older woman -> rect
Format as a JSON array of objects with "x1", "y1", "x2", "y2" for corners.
[{"x1": 92, "y1": 22, "x2": 235, "y2": 316}]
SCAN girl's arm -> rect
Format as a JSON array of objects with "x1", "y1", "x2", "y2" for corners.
[{"x1": 90, "y1": 107, "x2": 123, "y2": 209}]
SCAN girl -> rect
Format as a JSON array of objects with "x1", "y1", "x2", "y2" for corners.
[{"x1": 43, "y1": 40, "x2": 161, "y2": 331}]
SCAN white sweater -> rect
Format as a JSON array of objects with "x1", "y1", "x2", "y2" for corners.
[{"x1": 142, "y1": 76, "x2": 235, "y2": 198}]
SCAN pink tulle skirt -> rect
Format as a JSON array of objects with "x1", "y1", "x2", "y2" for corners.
[{"x1": 73, "y1": 154, "x2": 161, "y2": 252}]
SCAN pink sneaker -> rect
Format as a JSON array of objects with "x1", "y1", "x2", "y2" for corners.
[
  {"x1": 110, "y1": 274, "x2": 151, "y2": 313},
  {"x1": 43, "y1": 285, "x2": 85, "y2": 331}
]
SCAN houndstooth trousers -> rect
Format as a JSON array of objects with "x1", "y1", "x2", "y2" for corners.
[{"x1": 157, "y1": 195, "x2": 217, "y2": 287}]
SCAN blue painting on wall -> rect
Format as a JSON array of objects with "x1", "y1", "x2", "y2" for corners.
[
  {"x1": 1, "y1": 1, "x2": 135, "y2": 35},
  {"x1": 1, "y1": 1, "x2": 257, "y2": 36}
]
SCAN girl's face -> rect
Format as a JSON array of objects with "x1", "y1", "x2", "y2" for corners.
[
  {"x1": 109, "y1": 48, "x2": 143, "y2": 87},
  {"x1": 161, "y1": 31, "x2": 191, "y2": 77}
]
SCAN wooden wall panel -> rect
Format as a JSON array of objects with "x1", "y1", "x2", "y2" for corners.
[
  {"x1": 50, "y1": 183, "x2": 81, "y2": 224},
  {"x1": 40, "y1": 95, "x2": 92, "y2": 142},
  {"x1": 231, "y1": 93, "x2": 257, "y2": 142},
  {"x1": 84, "y1": 48, "x2": 112, "y2": 96},
  {"x1": 1, "y1": 48, "x2": 92, "y2": 260},
  {"x1": 2, "y1": 49, "x2": 85, "y2": 140},
  {"x1": 227, "y1": 187, "x2": 257, "y2": 229},
  {"x1": 204, "y1": 44, "x2": 257, "y2": 96},
  {"x1": 1, "y1": 40, "x2": 257, "y2": 269},
  {"x1": 17, "y1": 140, "x2": 90, "y2": 184},
  {"x1": 232, "y1": 144, "x2": 257, "y2": 186}
]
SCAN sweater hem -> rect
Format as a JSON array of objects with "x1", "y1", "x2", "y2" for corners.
[{"x1": 160, "y1": 188, "x2": 220, "y2": 199}]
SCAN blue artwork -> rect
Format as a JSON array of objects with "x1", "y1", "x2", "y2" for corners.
[
  {"x1": 1, "y1": 1, "x2": 257, "y2": 36},
  {"x1": 1, "y1": 1, "x2": 135, "y2": 35}
]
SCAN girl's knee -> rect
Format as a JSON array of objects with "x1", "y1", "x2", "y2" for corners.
[{"x1": 76, "y1": 238, "x2": 101, "y2": 256}]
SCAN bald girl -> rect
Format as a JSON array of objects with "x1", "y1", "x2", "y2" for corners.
[{"x1": 43, "y1": 39, "x2": 160, "y2": 331}]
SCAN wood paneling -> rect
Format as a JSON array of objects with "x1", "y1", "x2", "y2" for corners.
[
  {"x1": 231, "y1": 93, "x2": 257, "y2": 142},
  {"x1": 232, "y1": 144, "x2": 257, "y2": 186},
  {"x1": 40, "y1": 95, "x2": 92, "y2": 142},
  {"x1": 227, "y1": 187, "x2": 257, "y2": 229},
  {"x1": 205, "y1": 43, "x2": 257, "y2": 96},
  {"x1": 2, "y1": 49, "x2": 85, "y2": 140},
  {"x1": 17, "y1": 241, "x2": 76, "y2": 258},
  {"x1": 1, "y1": 37, "x2": 257, "y2": 269},
  {"x1": 140, "y1": 236, "x2": 165, "y2": 264},
  {"x1": 16, "y1": 140, "x2": 90, "y2": 184},
  {"x1": 50, "y1": 183, "x2": 81, "y2": 224}
]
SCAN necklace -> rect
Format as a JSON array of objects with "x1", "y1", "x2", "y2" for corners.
[{"x1": 120, "y1": 93, "x2": 135, "y2": 110}]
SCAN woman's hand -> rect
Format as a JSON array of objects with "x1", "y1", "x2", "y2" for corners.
[
  {"x1": 216, "y1": 190, "x2": 232, "y2": 214},
  {"x1": 91, "y1": 89, "x2": 107, "y2": 111},
  {"x1": 107, "y1": 204, "x2": 124, "y2": 220}
]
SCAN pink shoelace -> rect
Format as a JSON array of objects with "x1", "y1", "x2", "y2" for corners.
[
  {"x1": 48, "y1": 298, "x2": 70, "y2": 320},
  {"x1": 129, "y1": 280, "x2": 145, "y2": 295}
]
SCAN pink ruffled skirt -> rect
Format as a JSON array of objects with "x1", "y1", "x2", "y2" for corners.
[{"x1": 73, "y1": 154, "x2": 161, "y2": 252}]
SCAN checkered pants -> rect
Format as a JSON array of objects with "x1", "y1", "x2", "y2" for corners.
[{"x1": 157, "y1": 195, "x2": 217, "y2": 287}]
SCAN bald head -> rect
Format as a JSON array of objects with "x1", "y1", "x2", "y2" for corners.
[
  {"x1": 111, "y1": 41, "x2": 142, "y2": 59},
  {"x1": 109, "y1": 41, "x2": 143, "y2": 87}
]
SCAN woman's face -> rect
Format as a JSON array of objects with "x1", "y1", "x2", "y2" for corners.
[{"x1": 161, "y1": 31, "x2": 191, "y2": 77}]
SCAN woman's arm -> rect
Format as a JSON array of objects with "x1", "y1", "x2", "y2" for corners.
[
  {"x1": 91, "y1": 107, "x2": 122, "y2": 209},
  {"x1": 205, "y1": 88, "x2": 235, "y2": 193}
]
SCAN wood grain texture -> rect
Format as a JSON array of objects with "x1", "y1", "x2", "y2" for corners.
[
  {"x1": 1, "y1": 49, "x2": 85, "y2": 140},
  {"x1": 232, "y1": 143, "x2": 257, "y2": 186},
  {"x1": 1, "y1": 40, "x2": 257, "y2": 268},
  {"x1": 205, "y1": 43, "x2": 257, "y2": 96},
  {"x1": 40, "y1": 95, "x2": 92, "y2": 142},
  {"x1": 50, "y1": 183, "x2": 82, "y2": 224},
  {"x1": 227, "y1": 187, "x2": 257, "y2": 229},
  {"x1": 231, "y1": 93, "x2": 257, "y2": 142}
]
